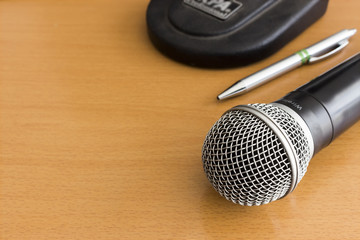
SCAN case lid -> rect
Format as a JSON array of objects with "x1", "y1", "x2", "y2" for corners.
[{"x1": 146, "y1": 0, "x2": 328, "y2": 68}]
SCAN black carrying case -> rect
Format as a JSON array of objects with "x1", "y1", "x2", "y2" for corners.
[{"x1": 146, "y1": 0, "x2": 329, "y2": 68}]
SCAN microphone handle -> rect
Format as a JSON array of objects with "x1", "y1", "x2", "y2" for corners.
[{"x1": 276, "y1": 53, "x2": 360, "y2": 153}]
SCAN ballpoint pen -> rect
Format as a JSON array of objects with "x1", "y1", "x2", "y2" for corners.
[{"x1": 217, "y1": 28, "x2": 357, "y2": 100}]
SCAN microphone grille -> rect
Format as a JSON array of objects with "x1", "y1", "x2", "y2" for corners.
[{"x1": 202, "y1": 104, "x2": 312, "y2": 206}]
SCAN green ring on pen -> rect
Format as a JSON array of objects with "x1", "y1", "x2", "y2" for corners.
[{"x1": 297, "y1": 49, "x2": 311, "y2": 65}]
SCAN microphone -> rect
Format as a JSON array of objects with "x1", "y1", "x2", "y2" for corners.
[{"x1": 202, "y1": 53, "x2": 360, "y2": 206}]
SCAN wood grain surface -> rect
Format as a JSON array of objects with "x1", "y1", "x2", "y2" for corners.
[{"x1": 1, "y1": 1, "x2": 359, "y2": 239}]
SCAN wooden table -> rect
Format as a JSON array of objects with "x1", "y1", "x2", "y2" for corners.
[{"x1": 1, "y1": 1, "x2": 359, "y2": 239}]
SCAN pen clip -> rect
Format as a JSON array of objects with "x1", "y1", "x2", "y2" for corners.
[{"x1": 309, "y1": 40, "x2": 349, "y2": 63}]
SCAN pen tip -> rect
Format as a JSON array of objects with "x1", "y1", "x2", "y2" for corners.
[
  {"x1": 217, "y1": 91, "x2": 231, "y2": 101},
  {"x1": 217, "y1": 90, "x2": 236, "y2": 100},
  {"x1": 349, "y1": 28, "x2": 357, "y2": 35},
  {"x1": 217, "y1": 94, "x2": 225, "y2": 101},
  {"x1": 217, "y1": 82, "x2": 248, "y2": 101}
]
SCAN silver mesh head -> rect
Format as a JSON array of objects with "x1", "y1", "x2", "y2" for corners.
[{"x1": 202, "y1": 103, "x2": 313, "y2": 206}]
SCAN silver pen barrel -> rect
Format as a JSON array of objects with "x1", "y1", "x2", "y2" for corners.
[
  {"x1": 217, "y1": 29, "x2": 357, "y2": 100},
  {"x1": 217, "y1": 54, "x2": 302, "y2": 100}
]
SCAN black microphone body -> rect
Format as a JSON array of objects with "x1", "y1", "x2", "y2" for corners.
[
  {"x1": 202, "y1": 53, "x2": 360, "y2": 206},
  {"x1": 276, "y1": 53, "x2": 360, "y2": 153}
]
